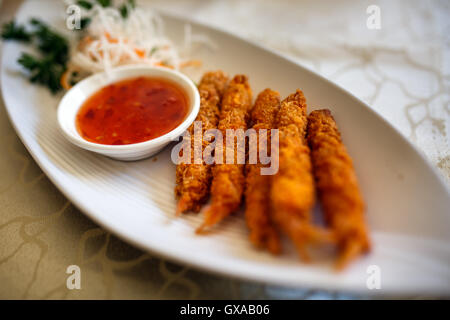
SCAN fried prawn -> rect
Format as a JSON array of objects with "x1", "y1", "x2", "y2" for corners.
[
  {"x1": 197, "y1": 75, "x2": 252, "y2": 232},
  {"x1": 245, "y1": 89, "x2": 281, "y2": 254},
  {"x1": 307, "y1": 109, "x2": 370, "y2": 269},
  {"x1": 270, "y1": 90, "x2": 333, "y2": 261},
  {"x1": 175, "y1": 71, "x2": 228, "y2": 213}
]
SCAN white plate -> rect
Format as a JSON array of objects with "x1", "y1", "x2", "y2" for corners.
[{"x1": 2, "y1": 0, "x2": 450, "y2": 296}]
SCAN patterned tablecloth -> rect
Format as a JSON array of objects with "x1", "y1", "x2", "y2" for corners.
[{"x1": 0, "y1": 0, "x2": 448, "y2": 299}]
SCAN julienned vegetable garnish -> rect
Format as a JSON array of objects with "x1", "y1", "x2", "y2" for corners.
[
  {"x1": 1, "y1": 0, "x2": 211, "y2": 94},
  {"x1": 62, "y1": 0, "x2": 210, "y2": 89}
]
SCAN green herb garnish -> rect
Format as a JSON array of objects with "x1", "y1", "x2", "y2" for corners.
[
  {"x1": 150, "y1": 46, "x2": 158, "y2": 55},
  {"x1": 18, "y1": 53, "x2": 65, "y2": 93},
  {"x1": 30, "y1": 19, "x2": 69, "y2": 65},
  {"x1": 120, "y1": 0, "x2": 136, "y2": 18},
  {"x1": 96, "y1": 0, "x2": 111, "y2": 7},
  {"x1": 77, "y1": 0, "x2": 93, "y2": 10},
  {"x1": 2, "y1": 19, "x2": 69, "y2": 94},
  {"x1": 80, "y1": 17, "x2": 92, "y2": 30},
  {"x1": 1, "y1": 21, "x2": 32, "y2": 42}
]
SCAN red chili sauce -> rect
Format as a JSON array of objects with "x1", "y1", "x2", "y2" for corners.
[{"x1": 76, "y1": 76, "x2": 188, "y2": 145}]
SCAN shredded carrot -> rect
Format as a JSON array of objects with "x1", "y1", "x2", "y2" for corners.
[
  {"x1": 134, "y1": 48, "x2": 145, "y2": 58},
  {"x1": 60, "y1": 69, "x2": 72, "y2": 90},
  {"x1": 78, "y1": 36, "x2": 93, "y2": 50},
  {"x1": 180, "y1": 60, "x2": 202, "y2": 68},
  {"x1": 155, "y1": 61, "x2": 175, "y2": 69},
  {"x1": 104, "y1": 32, "x2": 118, "y2": 44}
]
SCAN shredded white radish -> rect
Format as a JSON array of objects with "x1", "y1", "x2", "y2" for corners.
[{"x1": 64, "y1": 1, "x2": 214, "y2": 77}]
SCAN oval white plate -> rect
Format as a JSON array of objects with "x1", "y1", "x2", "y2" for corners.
[{"x1": 2, "y1": 0, "x2": 450, "y2": 295}]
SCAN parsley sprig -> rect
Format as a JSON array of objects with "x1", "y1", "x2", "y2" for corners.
[
  {"x1": 1, "y1": 21, "x2": 32, "y2": 42},
  {"x1": 1, "y1": 19, "x2": 69, "y2": 93}
]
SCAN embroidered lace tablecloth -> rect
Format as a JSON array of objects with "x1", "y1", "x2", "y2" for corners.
[{"x1": 0, "y1": 0, "x2": 448, "y2": 299}]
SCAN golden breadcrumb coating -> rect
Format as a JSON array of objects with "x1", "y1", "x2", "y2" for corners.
[
  {"x1": 197, "y1": 75, "x2": 252, "y2": 232},
  {"x1": 270, "y1": 90, "x2": 333, "y2": 261},
  {"x1": 307, "y1": 109, "x2": 370, "y2": 269},
  {"x1": 245, "y1": 89, "x2": 281, "y2": 254},
  {"x1": 175, "y1": 71, "x2": 229, "y2": 213}
]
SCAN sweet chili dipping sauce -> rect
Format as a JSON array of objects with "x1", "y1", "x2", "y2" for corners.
[{"x1": 76, "y1": 76, "x2": 188, "y2": 145}]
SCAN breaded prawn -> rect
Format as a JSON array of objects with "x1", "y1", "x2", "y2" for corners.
[
  {"x1": 307, "y1": 109, "x2": 370, "y2": 269},
  {"x1": 175, "y1": 71, "x2": 229, "y2": 213},
  {"x1": 245, "y1": 89, "x2": 281, "y2": 254},
  {"x1": 270, "y1": 90, "x2": 333, "y2": 261},
  {"x1": 197, "y1": 75, "x2": 252, "y2": 232}
]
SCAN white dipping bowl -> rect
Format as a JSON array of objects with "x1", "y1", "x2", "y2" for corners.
[{"x1": 57, "y1": 65, "x2": 200, "y2": 161}]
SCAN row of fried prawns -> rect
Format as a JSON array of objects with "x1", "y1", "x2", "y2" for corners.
[{"x1": 175, "y1": 71, "x2": 370, "y2": 269}]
